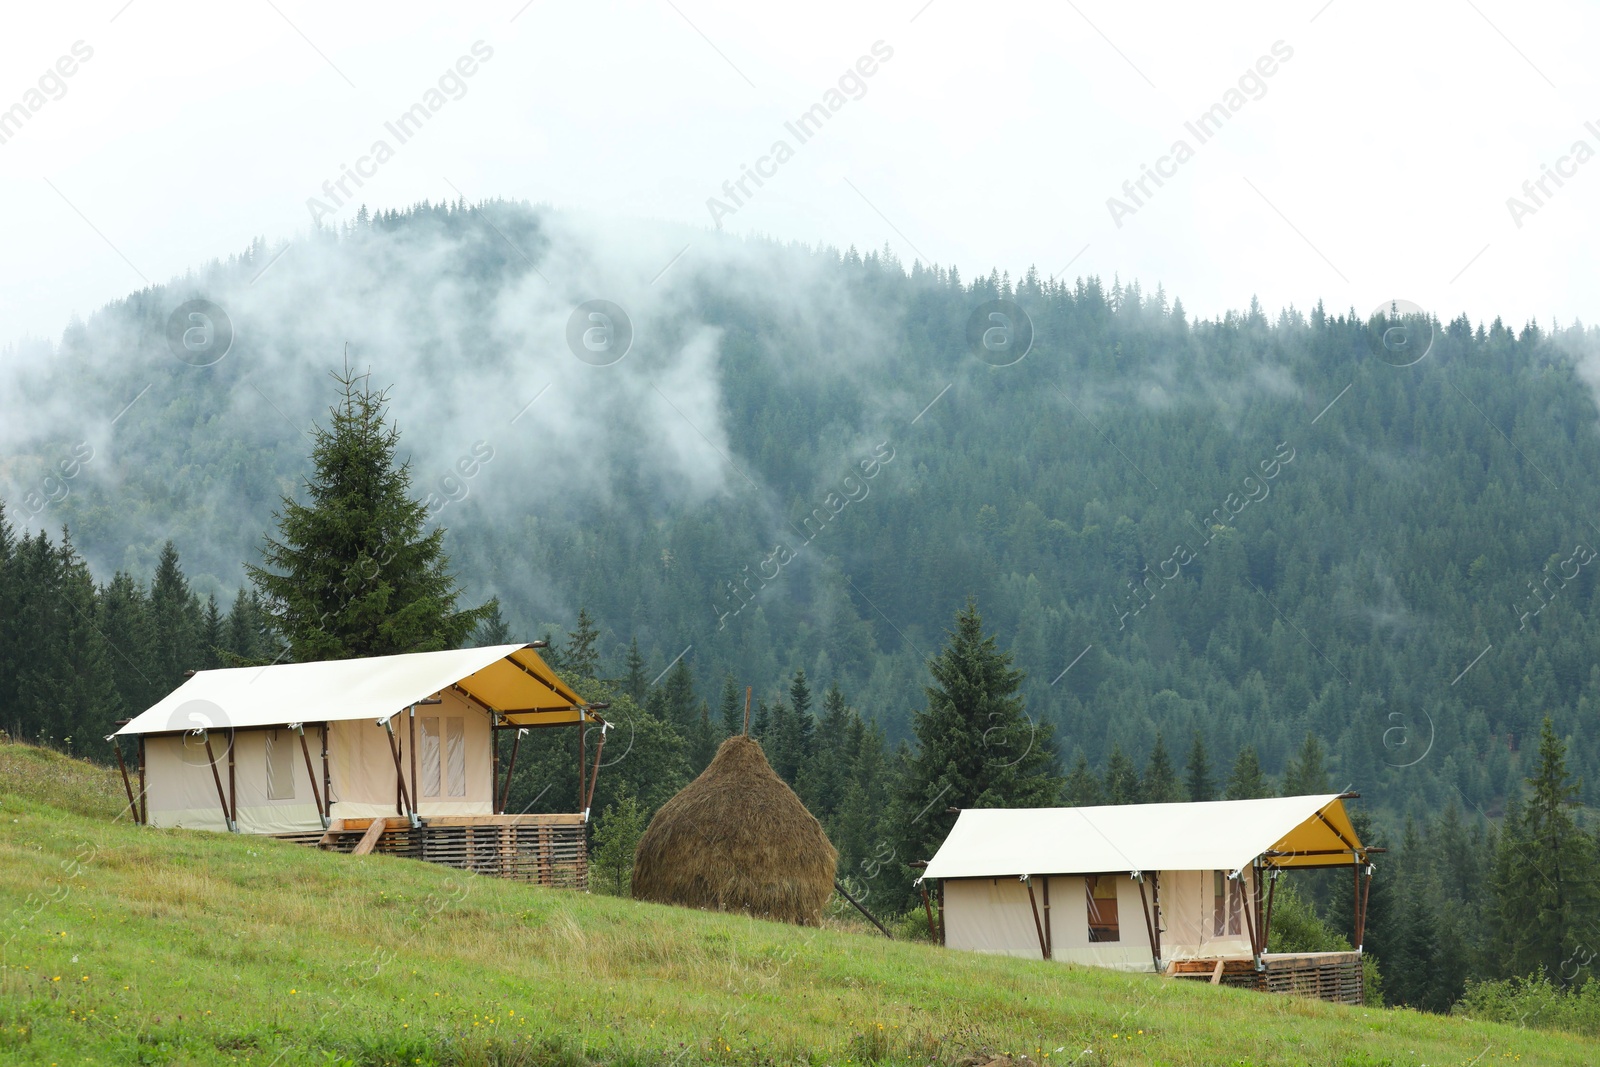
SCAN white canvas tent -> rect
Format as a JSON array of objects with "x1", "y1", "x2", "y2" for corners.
[
  {"x1": 112, "y1": 643, "x2": 604, "y2": 835},
  {"x1": 920, "y1": 795, "x2": 1373, "y2": 973}
]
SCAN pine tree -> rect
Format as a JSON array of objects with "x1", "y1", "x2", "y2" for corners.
[
  {"x1": 195, "y1": 594, "x2": 223, "y2": 671},
  {"x1": 624, "y1": 639, "x2": 650, "y2": 706},
  {"x1": 751, "y1": 697, "x2": 770, "y2": 740},
  {"x1": 1104, "y1": 744, "x2": 1140, "y2": 804},
  {"x1": 1488, "y1": 716, "x2": 1600, "y2": 984},
  {"x1": 718, "y1": 673, "x2": 742, "y2": 737},
  {"x1": 767, "y1": 696, "x2": 799, "y2": 782},
  {"x1": 148, "y1": 540, "x2": 199, "y2": 696},
  {"x1": 473, "y1": 598, "x2": 511, "y2": 646},
  {"x1": 1185, "y1": 730, "x2": 1215, "y2": 802},
  {"x1": 788, "y1": 669, "x2": 816, "y2": 764},
  {"x1": 1224, "y1": 745, "x2": 1271, "y2": 799},
  {"x1": 1064, "y1": 753, "x2": 1103, "y2": 806},
  {"x1": 1141, "y1": 733, "x2": 1182, "y2": 802},
  {"x1": 564, "y1": 607, "x2": 601, "y2": 680},
  {"x1": 1284, "y1": 732, "x2": 1331, "y2": 795},
  {"x1": 897, "y1": 599, "x2": 1060, "y2": 875},
  {"x1": 247, "y1": 364, "x2": 491, "y2": 660},
  {"x1": 592, "y1": 790, "x2": 646, "y2": 895}
]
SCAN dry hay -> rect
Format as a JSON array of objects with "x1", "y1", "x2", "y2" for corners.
[{"x1": 631, "y1": 734, "x2": 837, "y2": 925}]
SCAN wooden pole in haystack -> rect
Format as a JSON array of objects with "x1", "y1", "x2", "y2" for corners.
[{"x1": 742, "y1": 686, "x2": 752, "y2": 735}]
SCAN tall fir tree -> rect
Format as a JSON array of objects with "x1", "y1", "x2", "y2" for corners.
[
  {"x1": 718, "y1": 673, "x2": 742, "y2": 738},
  {"x1": 147, "y1": 540, "x2": 199, "y2": 696},
  {"x1": 1224, "y1": 745, "x2": 1271, "y2": 799},
  {"x1": 1104, "y1": 744, "x2": 1140, "y2": 804},
  {"x1": 624, "y1": 639, "x2": 650, "y2": 707},
  {"x1": 1488, "y1": 716, "x2": 1600, "y2": 984},
  {"x1": 1284, "y1": 732, "x2": 1331, "y2": 795},
  {"x1": 472, "y1": 598, "x2": 511, "y2": 646},
  {"x1": 1064, "y1": 752, "x2": 1103, "y2": 806},
  {"x1": 897, "y1": 598, "x2": 1060, "y2": 882},
  {"x1": 1185, "y1": 730, "x2": 1215, "y2": 802},
  {"x1": 563, "y1": 607, "x2": 601, "y2": 680},
  {"x1": 247, "y1": 364, "x2": 491, "y2": 660},
  {"x1": 1141, "y1": 733, "x2": 1182, "y2": 802}
]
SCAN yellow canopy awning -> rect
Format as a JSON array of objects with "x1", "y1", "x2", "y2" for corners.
[
  {"x1": 1262, "y1": 796, "x2": 1367, "y2": 869},
  {"x1": 454, "y1": 645, "x2": 601, "y2": 728}
]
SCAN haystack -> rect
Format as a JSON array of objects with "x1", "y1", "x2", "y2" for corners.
[{"x1": 632, "y1": 734, "x2": 838, "y2": 925}]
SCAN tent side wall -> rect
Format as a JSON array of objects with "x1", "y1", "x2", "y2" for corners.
[
  {"x1": 943, "y1": 870, "x2": 1257, "y2": 970},
  {"x1": 143, "y1": 729, "x2": 324, "y2": 834},
  {"x1": 327, "y1": 689, "x2": 493, "y2": 819}
]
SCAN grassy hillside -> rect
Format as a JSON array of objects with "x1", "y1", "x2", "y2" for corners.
[{"x1": 0, "y1": 743, "x2": 1585, "y2": 1066}]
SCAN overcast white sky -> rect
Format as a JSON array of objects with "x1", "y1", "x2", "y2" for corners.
[{"x1": 3, "y1": 0, "x2": 1598, "y2": 348}]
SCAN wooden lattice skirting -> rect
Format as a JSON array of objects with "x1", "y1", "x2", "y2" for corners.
[
  {"x1": 275, "y1": 814, "x2": 587, "y2": 891},
  {"x1": 1167, "y1": 951, "x2": 1363, "y2": 1005}
]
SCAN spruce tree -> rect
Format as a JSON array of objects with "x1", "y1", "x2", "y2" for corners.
[
  {"x1": 897, "y1": 598, "x2": 1060, "y2": 872},
  {"x1": 624, "y1": 639, "x2": 649, "y2": 706},
  {"x1": 1185, "y1": 730, "x2": 1215, "y2": 802},
  {"x1": 718, "y1": 673, "x2": 741, "y2": 737},
  {"x1": 148, "y1": 540, "x2": 199, "y2": 693},
  {"x1": 1141, "y1": 733, "x2": 1182, "y2": 802},
  {"x1": 247, "y1": 365, "x2": 491, "y2": 660},
  {"x1": 1284, "y1": 732, "x2": 1331, "y2": 795},
  {"x1": 1064, "y1": 753, "x2": 1103, "y2": 806},
  {"x1": 198, "y1": 593, "x2": 225, "y2": 670},
  {"x1": 1224, "y1": 745, "x2": 1271, "y2": 799},
  {"x1": 1488, "y1": 716, "x2": 1599, "y2": 984},
  {"x1": 564, "y1": 607, "x2": 601, "y2": 679},
  {"x1": 473, "y1": 599, "x2": 511, "y2": 646},
  {"x1": 1104, "y1": 744, "x2": 1140, "y2": 804}
]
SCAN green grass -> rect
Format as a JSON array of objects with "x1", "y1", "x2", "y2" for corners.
[{"x1": 0, "y1": 742, "x2": 1587, "y2": 1066}]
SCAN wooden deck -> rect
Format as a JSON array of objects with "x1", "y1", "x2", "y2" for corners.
[
  {"x1": 1167, "y1": 951, "x2": 1363, "y2": 1004},
  {"x1": 275, "y1": 813, "x2": 588, "y2": 890}
]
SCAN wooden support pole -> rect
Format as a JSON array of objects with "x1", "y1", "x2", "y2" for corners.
[
  {"x1": 409, "y1": 706, "x2": 419, "y2": 818},
  {"x1": 499, "y1": 729, "x2": 523, "y2": 814},
  {"x1": 491, "y1": 714, "x2": 502, "y2": 814},
  {"x1": 1351, "y1": 861, "x2": 1362, "y2": 949},
  {"x1": 1151, "y1": 871, "x2": 1161, "y2": 964},
  {"x1": 582, "y1": 716, "x2": 595, "y2": 819},
  {"x1": 834, "y1": 880, "x2": 892, "y2": 939},
  {"x1": 382, "y1": 720, "x2": 413, "y2": 817},
  {"x1": 1239, "y1": 874, "x2": 1261, "y2": 970},
  {"x1": 227, "y1": 728, "x2": 237, "y2": 831},
  {"x1": 1025, "y1": 877, "x2": 1050, "y2": 960},
  {"x1": 1263, "y1": 870, "x2": 1280, "y2": 955},
  {"x1": 1254, "y1": 863, "x2": 1265, "y2": 954},
  {"x1": 137, "y1": 736, "x2": 146, "y2": 825},
  {"x1": 584, "y1": 727, "x2": 608, "y2": 812},
  {"x1": 296, "y1": 726, "x2": 325, "y2": 822},
  {"x1": 1042, "y1": 876, "x2": 1052, "y2": 959},
  {"x1": 920, "y1": 884, "x2": 938, "y2": 942},
  {"x1": 742, "y1": 686, "x2": 752, "y2": 735},
  {"x1": 202, "y1": 733, "x2": 230, "y2": 830},
  {"x1": 321, "y1": 724, "x2": 331, "y2": 819},
  {"x1": 112, "y1": 740, "x2": 136, "y2": 821},
  {"x1": 1137, "y1": 874, "x2": 1160, "y2": 973},
  {"x1": 1357, "y1": 865, "x2": 1373, "y2": 950}
]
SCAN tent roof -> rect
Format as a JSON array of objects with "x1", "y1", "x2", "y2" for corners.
[
  {"x1": 115, "y1": 644, "x2": 597, "y2": 736},
  {"x1": 921, "y1": 794, "x2": 1366, "y2": 879}
]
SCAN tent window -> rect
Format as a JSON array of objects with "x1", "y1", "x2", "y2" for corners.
[
  {"x1": 1086, "y1": 875, "x2": 1120, "y2": 942},
  {"x1": 1214, "y1": 871, "x2": 1243, "y2": 936},
  {"x1": 265, "y1": 729, "x2": 295, "y2": 801},
  {"x1": 420, "y1": 717, "x2": 441, "y2": 798},
  {"x1": 445, "y1": 716, "x2": 466, "y2": 797}
]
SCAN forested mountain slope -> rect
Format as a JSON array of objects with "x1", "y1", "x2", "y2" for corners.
[{"x1": 6, "y1": 199, "x2": 1600, "y2": 822}]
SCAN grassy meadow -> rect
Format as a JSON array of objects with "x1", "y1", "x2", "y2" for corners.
[{"x1": 0, "y1": 741, "x2": 1586, "y2": 1065}]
